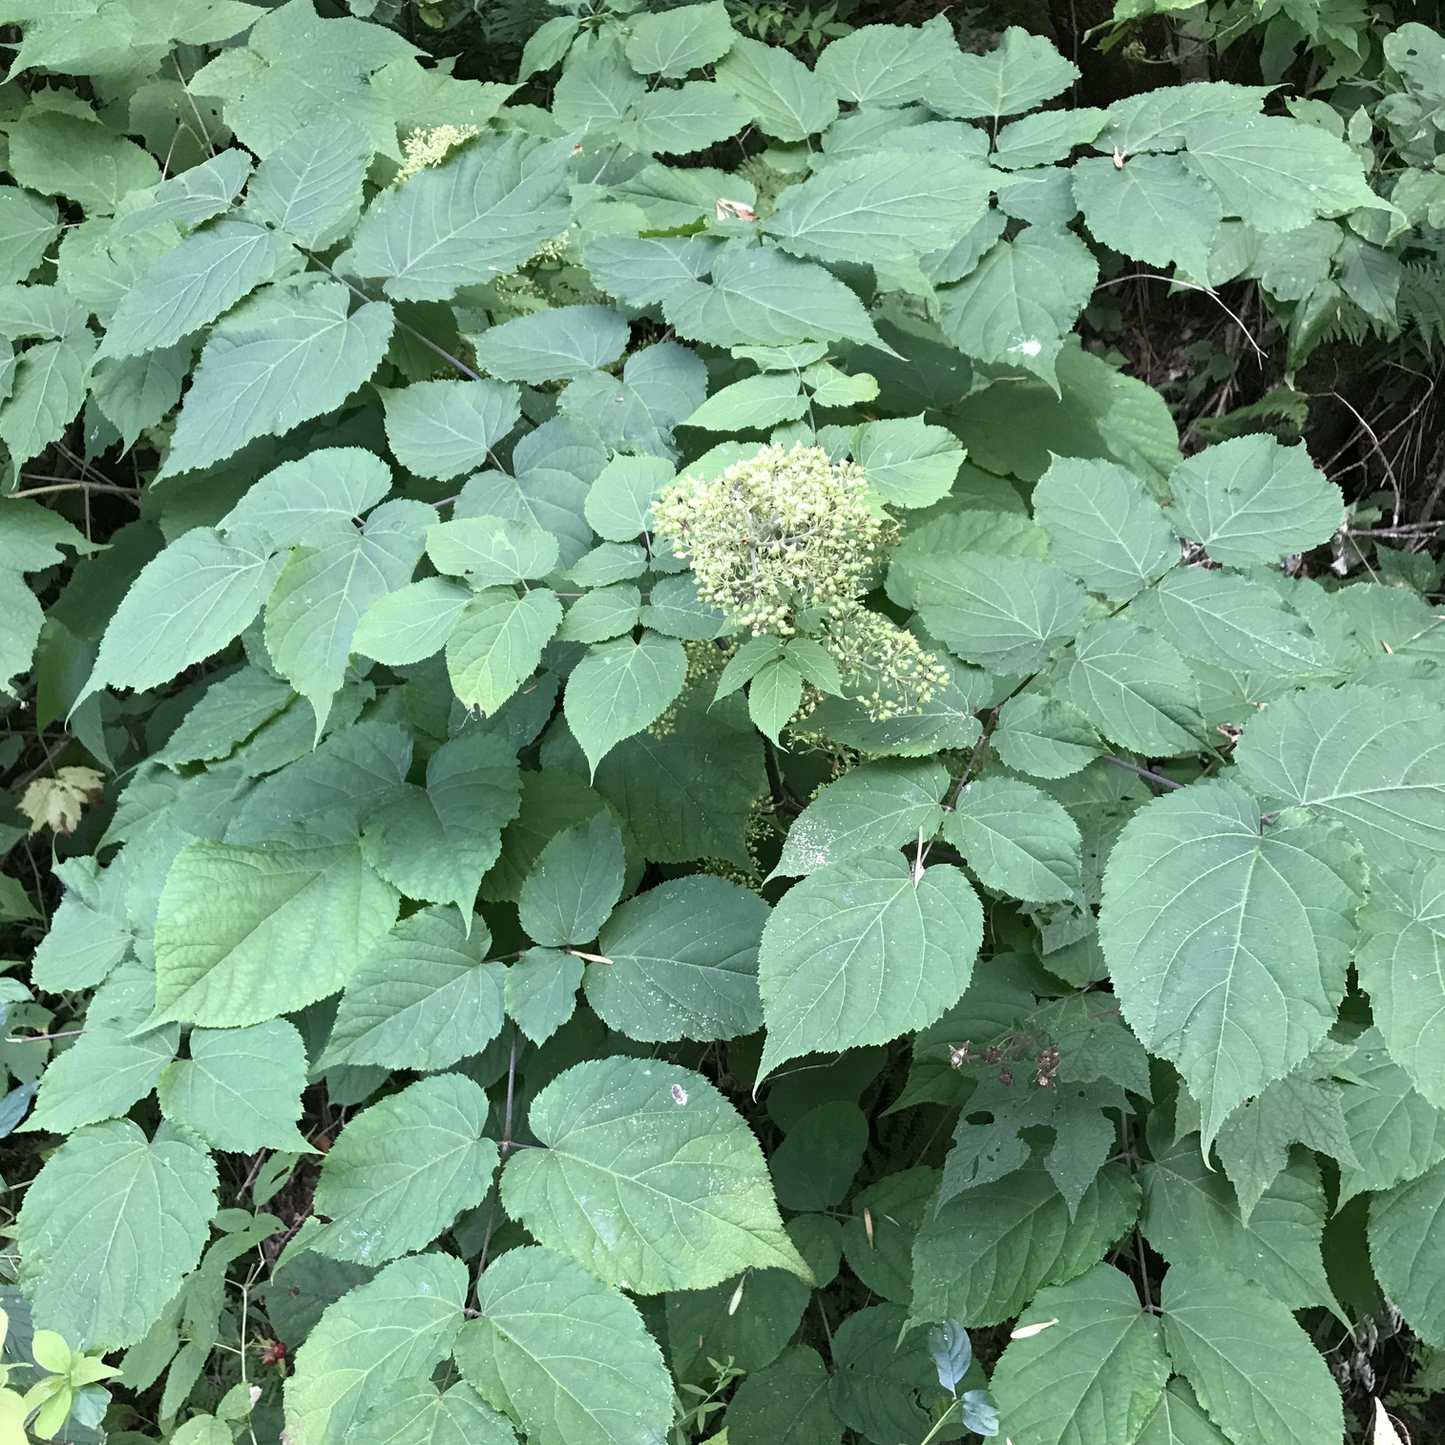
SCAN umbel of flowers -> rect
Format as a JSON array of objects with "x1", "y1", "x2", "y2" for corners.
[{"x1": 654, "y1": 443, "x2": 948, "y2": 720}]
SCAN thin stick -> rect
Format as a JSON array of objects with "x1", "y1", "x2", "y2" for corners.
[
  {"x1": 1094, "y1": 272, "x2": 1268, "y2": 361},
  {"x1": 1102, "y1": 755, "x2": 1185, "y2": 790}
]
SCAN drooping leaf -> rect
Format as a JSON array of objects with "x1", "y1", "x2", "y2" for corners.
[
  {"x1": 454, "y1": 1246, "x2": 673, "y2": 1445},
  {"x1": 1099, "y1": 779, "x2": 1364, "y2": 1148},
  {"x1": 18, "y1": 1119, "x2": 217, "y2": 1350},
  {"x1": 1337, "y1": 1026, "x2": 1445, "y2": 1204},
  {"x1": 501, "y1": 1056, "x2": 809, "y2": 1292},
  {"x1": 1369, "y1": 1158, "x2": 1445, "y2": 1348},
  {"x1": 757, "y1": 851, "x2": 982, "y2": 1078},
  {"x1": 309, "y1": 1074, "x2": 498, "y2": 1266}
]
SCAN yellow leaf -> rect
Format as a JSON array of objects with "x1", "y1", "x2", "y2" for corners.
[{"x1": 18, "y1": 767, "x2": 105, "y2": 836}]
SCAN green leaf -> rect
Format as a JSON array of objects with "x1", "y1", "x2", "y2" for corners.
[
  {"x1": 428, "y1": 516, "x2": 558, "y2": 586},
  {"x1": 1211, "y1": 1043, "x2": 1359, "y2": 1223},
  {"x1": 153, "y1": 840, "x2": 400, "y2": 1028},
  {"x1": 763, "y1": 153, "x2": 992, "y2": 271},
  {"x1": 1337, "y1": 1026, "x2": 1445, "y2": 1204},
  {"x1": 321, "y1": 905, "x2": 504, "y2": 1071},
  {"x1": 223, "y1": 446, "x2": 395, "y2": 546},
  {"x1": 1181, "y1": 114, "x2": 1380, "y2": 233},
  {"x1": 161, "y1": 278, "x2": 394, "y2": 478},
  {"x1": 666, "y1": 1269, "x2": 811, "y2": 1383},
  {"x1": 625, "y1": 1, "x2": 734, "y2": 77},
  {"x1": 590, "y1": 690, "x2": 766, "y2": 867},
  {"x1": 939, "y1": 226, "x2": 1098, "y2": 386},
  {"x1": 0, "y1": 186, "x2": 60, "y2": 286},
  {"x1": 158, "y1": 1020, "x2": 312, "y2": 1154},
  {"x1": 558, "y1": 584, "x2": 642, "y2": 644},
  {"x1": 27, "y1": 1017, "x2": 176, "y2": 1136},
  {"x1": 1369, "y1": 1158, "x2": 1445, "y2": 1348},
  {"x1": 912, "y1": 553, "x2": 1087, "y2": 674},
  {"x1": 841, "y1": 1167, "x2": 938, "y2": 1304},
  {"x1": 991, "y1": 1264, "x2": 1170, "y2": 1445},
  {"x1": 945, "y1": 776, "x2": 1082, "y2": 904},
  {"x1": 924, "y1": 26, "x2": 1077, "y2": 120},
  {"x1": 353, "y1": 577, "x2": 472, "y2": 666},
  {"x1": 6, "y1": 108, "x2": 159, "y2": 214},
  {"x1": 685, "y1": 372, "x2": 807, "y2": 431},
  {"x1": 446, "y1": 587, "x2": 562, "y2": 716},
  {"x1": 995, "y1": 108, "x2": 1109, "y2": 168},
  {"x1": 757, "y1": 851, "x2": 982, "y2": 1077},
  {"x1": 91, "y1": 342, "x2": 191, "y2": 451},
  {"x1": 827, "y1": 1303, "x2": 960, "y2": 1444},
  {"x1": 748, "y1": 656, "x2": 804, "y2": 744},
  {"x1": 1235, "y1": 685, "x2": 1445, "y2": 874},
  {"x1": 454, "y1": 1246, "x2": 672, "y2": 1445},
  {"x1": 771, "y1": 1101, "x2": 868, "y2": 1211},
  {"x1": 1098, "y1": 82, "x2": 1271, "y2": 156},
  {"x1": 188, "y1": 0, "x2": 416, "y2": 157},
  {"x1": 83, "y1": 526, "x2": 282, "y2": 702},
  {"x1": 1356, "y1": 863, "x2": 1445, "y2": 1110},
  {"x1": 1074, "y1": 154, "x2": 1223, "y2": 278},
  {"x1": 1164, "y1": 434, "x2": 1343, "y2": 566},
  {"x1": 560, "y1": 341, "x2": 707, "y2": 459},
  {"x1": 854, "y1": 417, "x2": 966, "y2": 508},
  {"x1": 585, "y1": 454, "x2": 671, "y2": 543},
  {"x1": 714, "y1": 36, "x2": 839, "y2": 142},
  {"x1": 1099, "y1": 779, "x2": 1364, "y2": 1149},
  {"x1": 502, "y1": 1057, "x2": 808, "y2": 1291},
  {"x1": 1136, "y1": 1380, "x2": 1232, "y2": 1445},
  {"x1": 384, "y1": 379, "x2": 520, "y2": 481},
  {"x1": 812, "y1": 16, "x2": 957, "y2": 107},
  {"x1": 310, "y1": 1074, "x2": 498, "y2": 1266},
  {"x1": 586, "y1": 874, "x2": 767, "y2": 1041},
  {"x1": 1031, "y1": 455, "x2": 1178, "y2": 599},
  {"x1": 361, "y1": 731, "x2": 522, "y2": 918},
  {"x1": 266, "y1": 502, "x2": 430, "y2": 729},
  {"x1": 18, "y1": 1119, "x2": 217, "y2": 1350},
  {"x1": 519, "y1": 812, "x2": 625, "y2": 948},
  {"x1": 910, "y1": 1160, "x2": 1140, "y2": 1327},
  {"x1": 626, "y1": 83, "x2": 752, "y2": 156},
  {"x1": 473, "y1": 305, "x2": 630, "y2": 384},
  {"x1": 244, "y1": 118, "x2": 372, "y2": 249},
  {"x1": 505, "y1": 947, "x2": 582, "y2": 1045},
  {"x1": 775, "y1": 758, "x2": 947, "y2": 878},
  {"x1": 98, "y1": 219, "x2": 294, "y2": 361},
  {"x1": 1141, "y1": 1134, "x2": 1337, "y2": 1312},
  {"x1": 564, "y1": 632, "x2": 688, "y2": 773},
  {"x1": 340, "y1": 135, "x2": 571, "y2": 301},
  {"x1": 0, "y1": 330, "x2": 93, "y2": 465},
  {"x1": 1130, "y1": 569, "x2": 1335, "y2": 677},
  {"x1": 283, "y1": 1253, "x2": 467, "y2": 1445},
  {"x1": 1051, "y1": 616, "x2": 1205, "y2": 756},
  {"x1": 1160, "y1": 1263, "x2": 1345, "y2": 1445},
  {"x1": 993, "y1": 693, "x2": 1102, "y2": 779},
  {"x1": 725, "y1": 1345, "x2": 843, "y2": 1445},
  {"x1": 345, "y1": 1380, "x2": 517, "y2": 1445}
]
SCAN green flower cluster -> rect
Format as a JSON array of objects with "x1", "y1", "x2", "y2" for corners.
[
  {"x1": 394, "y1": 124, "x2": 479, "y2": 184},
  {"x1": 654, "y1": 444, "x2": 946, "y2": 721},
  {"x1": 821, "y1": 603, "x2": 951, "y2": 721},
  {"x1": 653, "y1": 443, "x2": 891, "y2": 633}
]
